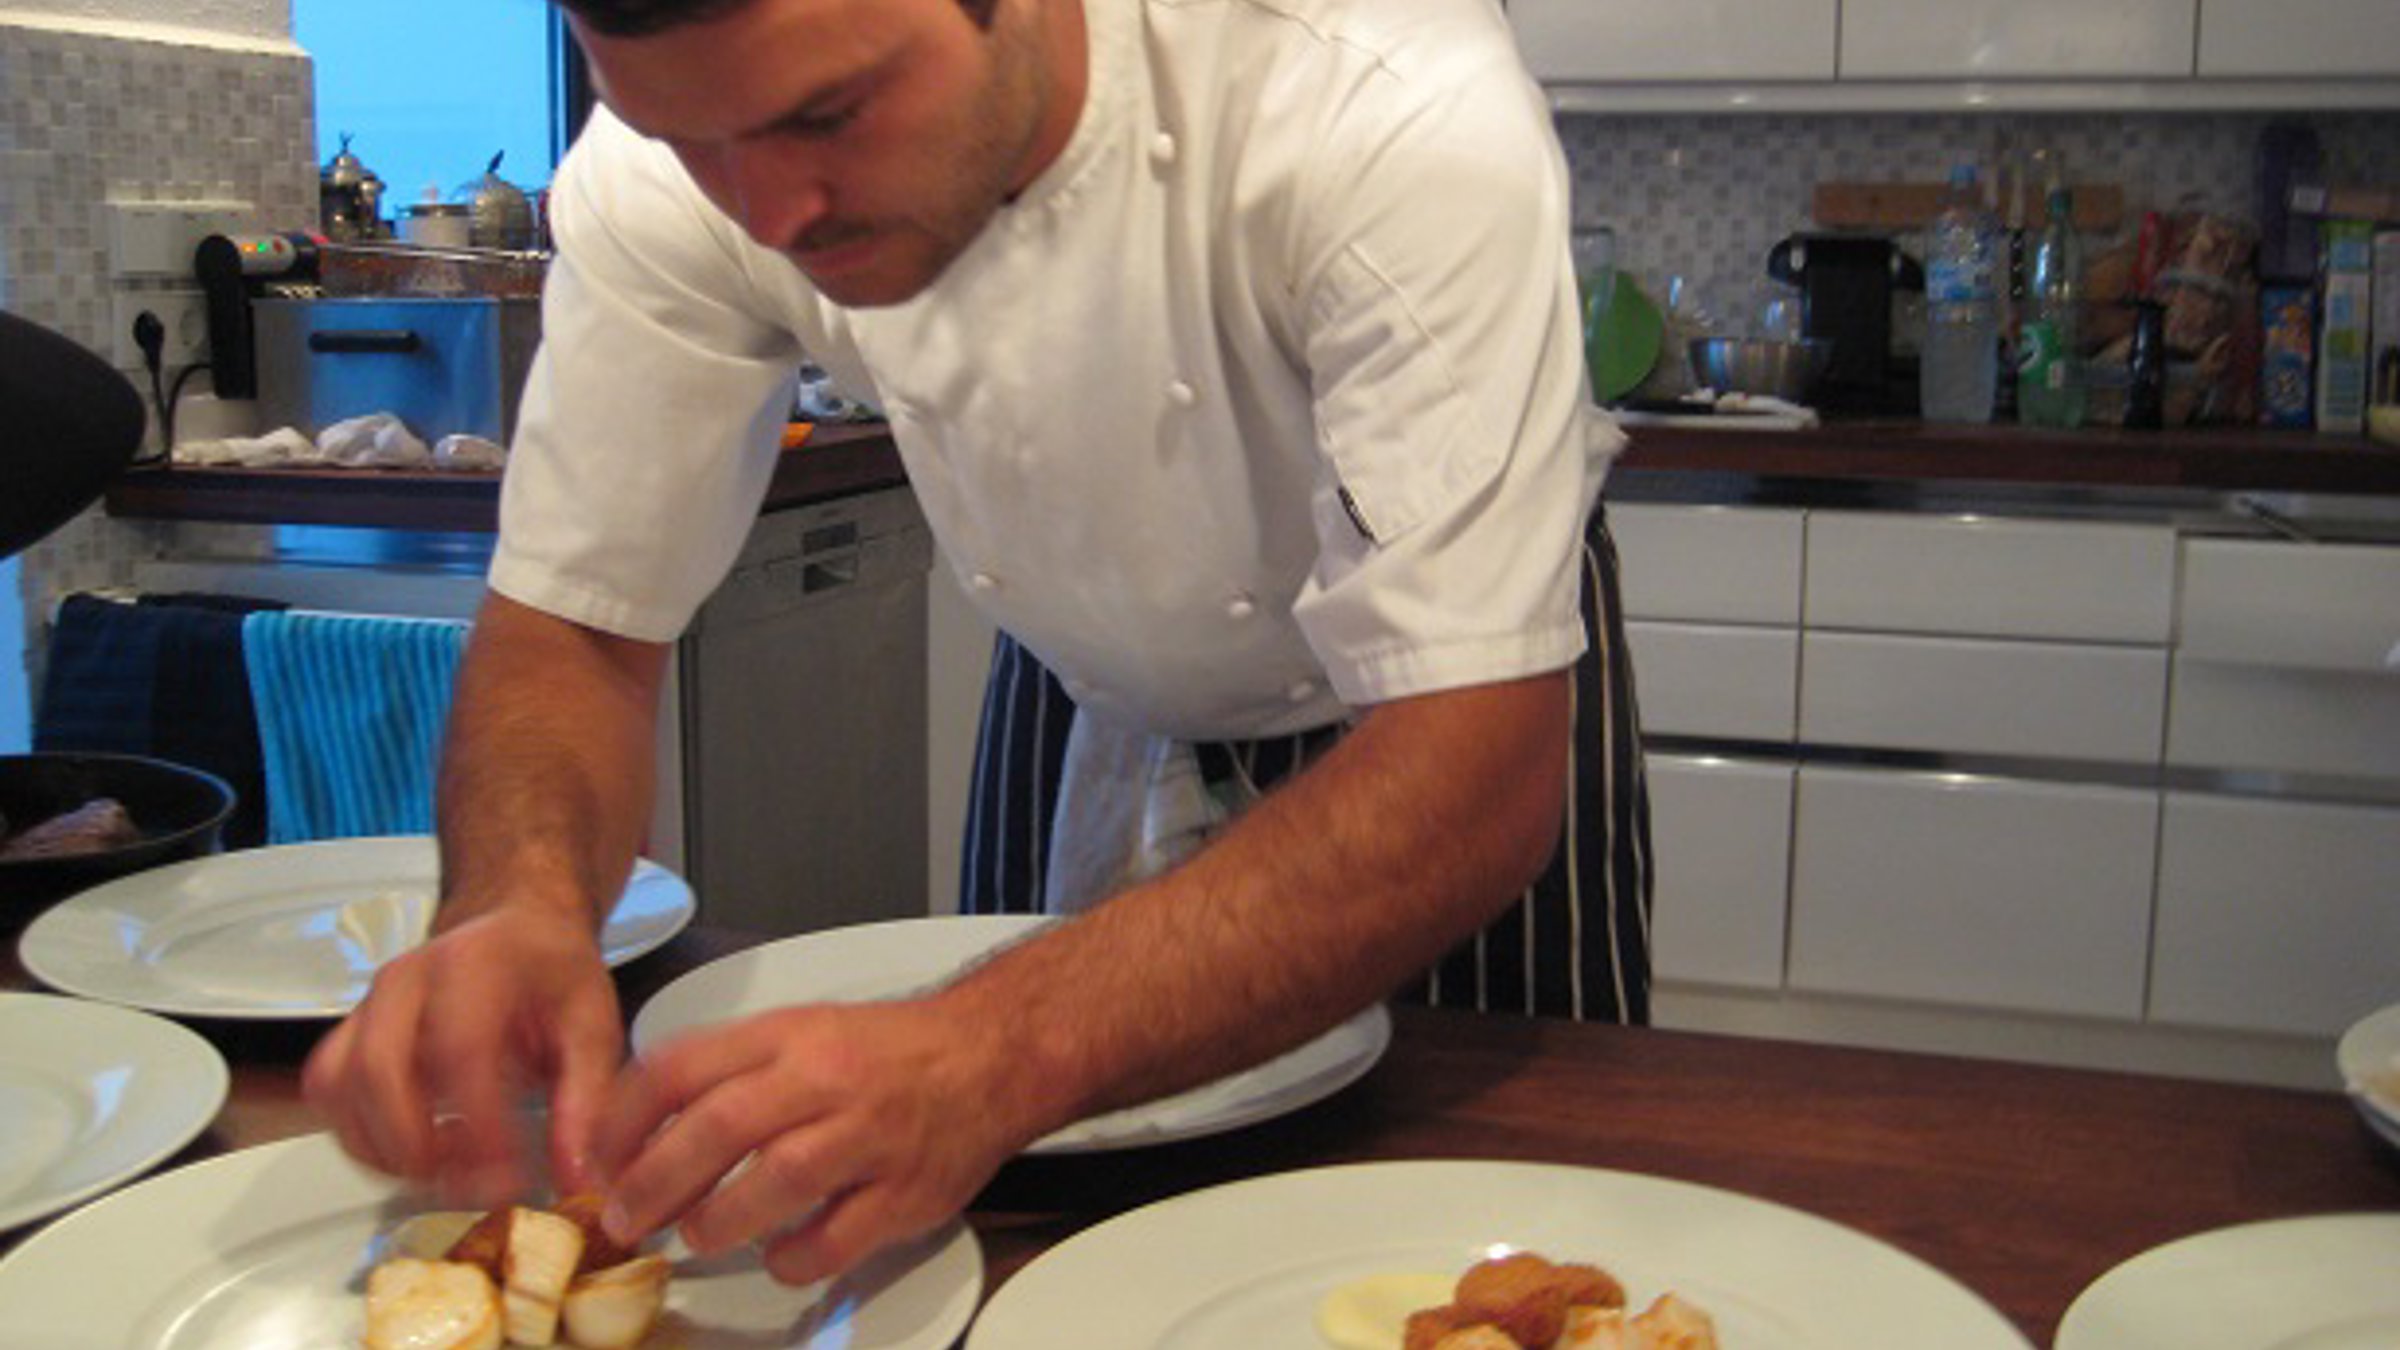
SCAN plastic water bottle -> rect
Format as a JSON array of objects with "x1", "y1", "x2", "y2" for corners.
[
  {"x1": 2017, "y1": 186, "x2": 2088, "y2": 428},
  {"x1": 1921, "y1": 164, "x2": 2002, "y2": 423}
]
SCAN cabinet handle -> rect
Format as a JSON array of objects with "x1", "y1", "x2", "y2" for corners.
[{"x1": 308, "y1": 329, "x2": 423, "y2": 355}]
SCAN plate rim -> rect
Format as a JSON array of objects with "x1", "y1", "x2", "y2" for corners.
[
  {"x1": 17, "y1": 834, "x2": 693, "y2": 1020},
  {"x1": 0, "y1": 991, "x2": 230, "y2": 1232},
  {"x1": 628, "y1": 913, "x2": 1393, "y2": 1154},
  {"x1": 966, "y1": 1156, "x2": 2035, "y2": 1350},
  {"x1": 2055, "y1": 1212, "x2": 2400, "y2": 1350},
  {"x1": 0, "y1": 1129, "x2": 985, "y2": 1349}
]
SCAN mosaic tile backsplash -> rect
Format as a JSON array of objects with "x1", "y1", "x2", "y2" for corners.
[
  {"x1": 1560, "y1": 109, "x2": 2400, "y2": 345},
  {"x1": 2, "y1": 22, "x2": 310, "y2": 650},
  {"x1": 4, "y1": 18, "x2": 2399, "y2": 701}
]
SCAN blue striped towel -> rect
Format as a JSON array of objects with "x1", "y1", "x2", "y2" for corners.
[{"x1": 241, "y1": 610, "x2": 470, "y2": 844}]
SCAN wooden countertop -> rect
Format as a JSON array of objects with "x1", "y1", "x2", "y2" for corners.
[
  {"x1": 97, "y1": 419, "x2": 2399, "y2": 534},
  {"x1": 5, "y1": 922, "x2": 2395, "y2": 1345},
  {"x1": 1612, "y1": 418, "x2": 2400, "y2": 494}
]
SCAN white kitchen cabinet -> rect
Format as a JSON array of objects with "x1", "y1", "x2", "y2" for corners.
[
  {"x1": 2168, "y1": 537, "x2": 2400, "y2": 781},
  {"x1": 1611, "y1": 504, "x2": 1805, "y2": 626},
  {"x1": 1507, "y1": 0, "x2": 1838, "y2": 83},
  {"x1": 1647, "y1": 754, "x2": 1794, "y2": 991},
  {"x1": 1627, "y1": 622, "x2": 1799, "y2": 741},
  {"x1": 1804, "y1": 512, "x2": 2177, "y2": 643},
  {"x1": 1799, "y1": 633, "x2": 2168, "y2": 763},
  {"x1": 1838, "y1": 0, "x2": 2197, "y2": 79},
  {"x1": 2150, "y1": 793, "x2": 2400, "y2": 1037},
  {"x1": 2197, "y1": 0, "x2": 2400, "y2": 77},
  {"x1": 1786, "y1": 765, "x2": 2158, "y2": 1018}
]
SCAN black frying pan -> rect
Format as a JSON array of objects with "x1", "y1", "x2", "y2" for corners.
[{"x1": 1, "y1": 309, "x2": 147, "y2": 559}]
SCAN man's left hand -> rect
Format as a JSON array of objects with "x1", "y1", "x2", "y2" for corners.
[{"x1": 587, "y1": 997, "x2": 1035, "y2": 1285}]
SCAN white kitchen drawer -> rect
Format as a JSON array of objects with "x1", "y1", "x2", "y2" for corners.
[
  {"x1": 2166, "y1": 661, "x2": 2400, "y2": 781},
  {"x1": 2151, "y1": 792, "x2": 2400, "y2": 1037},
  {"x1": 2177, "y1": 538, "x2": 2400, "y2": 674},
  {"x1": 1648, "y1": 754, "x2": 1794, "y2": 991},
  {"x1": 1806, "y1": 513, "x2": 2176, "y2": 642},
  {"x1": 1610, "y1": 504, "x2": 1805, "y2": 625},
  {"x1": 1840, "y1": 0, "x2": 2196, "y2": 78},
  {"x1": 1787, "y1": 766, "x2": 2157, "y2": 1018},
  {"x1": 1625, "y1": 622, "x2": 1799, "y2": 741},
  {"x1": 2197, "y1": 0, "x2": 2400, "y2": 77},
  {"x1": 1509, "y1": 0, "x2": 1838, "y2": 83},
  {"x1": 1800, "y1": 633, "x2": 2168, "y2": 763}
]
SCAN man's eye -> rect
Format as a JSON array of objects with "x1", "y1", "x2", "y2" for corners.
[{"x1": 786, "y1": 103, "x2": 862, "y2": 138}]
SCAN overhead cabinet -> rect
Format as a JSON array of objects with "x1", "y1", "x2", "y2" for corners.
[
  {"x1": 2196, "y1": 0, "x2": 2400, "y2": 77},
  {"x1": 1510, "y1": 0, "x2": 2400, "y2": 97},
  {"x1": 1838, "y1": 0, "x2": 2197, "y2": 79},
  {"x1": 1506, "y1": 0, "x2": 1838, "y2": 83}
]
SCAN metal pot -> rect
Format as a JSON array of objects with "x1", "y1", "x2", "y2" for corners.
[{"x1": 458, "y1": 152, "x2": 536, "y2": 251}]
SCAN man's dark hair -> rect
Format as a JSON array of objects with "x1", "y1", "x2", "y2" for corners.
[
  {"x1": 555, "y1": 0, "x2": 997, "y2": 37},
  {"x1": 553, "y1": 0, "x2": 754, "y2": 37}
]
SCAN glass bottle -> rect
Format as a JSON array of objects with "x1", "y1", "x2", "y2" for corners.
[{"x1": 2018, "y1": 187, "x2": 2088, "y2": 428}]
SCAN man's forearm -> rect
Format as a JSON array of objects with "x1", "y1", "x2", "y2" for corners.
[
  {"x1": 434, "y1": 591, "x2": 673, "y2": 931},
  {"x1": 940, "y1": 671, "x2": 1571, "y2": 1137}
]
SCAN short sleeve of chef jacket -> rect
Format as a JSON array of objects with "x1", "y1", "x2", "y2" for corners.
[
  {"x1": 1276, "y1": 11, "x2": 1620, "y2": 705},
  {"x1": 487, "y1": 113, "x2": 809, "y2": 642}
]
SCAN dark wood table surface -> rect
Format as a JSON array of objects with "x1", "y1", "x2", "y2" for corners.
[{"x1": 7, "y1": 923, "x2": 2397, "y2": 1346}]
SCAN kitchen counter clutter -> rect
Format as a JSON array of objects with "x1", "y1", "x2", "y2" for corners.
[{"x1": 102, "y1": 420, "x2": 907, "y2": 533}]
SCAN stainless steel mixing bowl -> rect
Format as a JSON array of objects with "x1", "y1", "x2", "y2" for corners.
[{"x1": 1688, "y1": 337, "x2": 1834, "y2": 401}]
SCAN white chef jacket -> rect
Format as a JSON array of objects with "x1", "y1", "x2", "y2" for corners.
[{"x1": 492, "y1": 0, "x2": 1621, "y2": 746}]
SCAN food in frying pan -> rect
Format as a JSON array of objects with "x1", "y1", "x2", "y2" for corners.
[
  {"x1": 367, "y1": 1195, "x2": 670, "y2": 1350},
  {"x1": 0, "y1": 796, "x2": 140, "y2": 860}
]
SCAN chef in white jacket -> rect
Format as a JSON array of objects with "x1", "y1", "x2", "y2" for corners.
[{"x1": 306, "y1": 0, "x2": 1651, "y2": 1286}]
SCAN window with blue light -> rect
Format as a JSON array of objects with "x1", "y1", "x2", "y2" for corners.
[{"x1": 295, "y1": 0, "x2": 563, "y2": 225}]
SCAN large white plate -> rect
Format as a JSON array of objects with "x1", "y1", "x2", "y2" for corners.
[
  {"x1": 0, "y1": 1131, "x2": 982, "y2": 1350},
  {"x1": 2336, "y1": 1002, "x2": 2400, "y2": 1150},
  {"x1": 2056, "y1": 1215, "x2": 2400, "y2": 1350},
  {"x1": 631, "y1": 914, "x2": 1392, "y2": 1154},
  {"x1": 18, "y1": 835, "x2": 695, "y2": 1019},
  {"x1": 968, "y1": 1159, "x2": 2033, "y2": 1349},
  {"x1": 0, "y1": 993, "x2": 229, "y2": 1232}
]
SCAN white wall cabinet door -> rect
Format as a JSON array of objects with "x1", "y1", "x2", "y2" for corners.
[
  {"x1": 1648, "y1": 754, "x2": 1794, "y2": 991},
  {"x1": 1839, "y1": 0, "x2": 2197, "y2": 79},
  {"x1": 2150, "y1": 793, "x2": 2400, "y2": 1038},
  {"x1": 1508, "y1": 0, "x2": 1838, "y2": 83},
  {"x1": 1786, "y1": 766, "x2": 2158, "y2": 1018},
  {"x1": 2197, "y1": 0, "x2": 2400, "y2": 77}
]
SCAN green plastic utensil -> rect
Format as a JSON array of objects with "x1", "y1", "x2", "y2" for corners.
[{"x1": 1583, "y1": 275, "x2": 1665, "y2": 404}]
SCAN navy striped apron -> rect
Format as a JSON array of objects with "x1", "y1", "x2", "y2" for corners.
[{"x1": 958, "y1": 506, "x2": 1652, "y2": 1023}]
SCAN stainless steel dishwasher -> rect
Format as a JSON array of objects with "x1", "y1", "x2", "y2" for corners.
[{"x1": 674, "y1": 486, "x2": 932, "y2": 935}]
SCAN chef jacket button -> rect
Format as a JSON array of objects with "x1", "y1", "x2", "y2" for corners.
[
  {"x1": 1285, "y1": 678, "x2": 1317, "y2": 703},
  {"x1": 1166, "y1": 379, "x2": 1197, "y2": 408},
  {"x1": 1226, "y1": 593, "x2": 1257, "y2": 620},
  {"x1": 1150, "y1": 132, "x2": 1178, "y2": 166},
  {"x1": 969, "y1": 571, "x2": 1000, "y2": 593}
]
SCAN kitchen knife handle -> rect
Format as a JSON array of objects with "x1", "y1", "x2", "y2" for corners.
[{"x1": 308, "y1": 329, "x2": 423, "y2": 355}]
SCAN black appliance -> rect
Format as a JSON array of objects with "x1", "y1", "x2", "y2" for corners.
[
  {"x1": 1767, "y1": 234, "x2": 1925, "y2": 417},
  {"x1": 193, "y1": 231, "x2": 320, "y2": 400}
]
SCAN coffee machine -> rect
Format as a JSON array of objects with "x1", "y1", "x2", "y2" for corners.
[{"x1": 1767, "y1": 235, "x2": 1925, "y2": 417}]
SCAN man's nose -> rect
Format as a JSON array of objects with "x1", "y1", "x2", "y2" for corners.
[{"x1": 717, "y1": 138, "x2": 834, "y2": 251}]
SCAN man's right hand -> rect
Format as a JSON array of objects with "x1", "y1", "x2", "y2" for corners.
[{"x1": 303, "y1": 903, "x2": 624, "y2": 1205}]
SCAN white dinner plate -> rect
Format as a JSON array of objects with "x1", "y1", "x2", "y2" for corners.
[
  {"x1": 2335, "y1": 1002, "x2": 2400, "y2": 1150},
  {"x1": 967, "y1": 1158, "x2": 2033, "y2": 1350},
  {"x1": 0, "y1": 993, "x2": 229, "y2": 1232},
  {"x1": 0, "y1": 1131, "x2": 982, "y2": 1350},
  {"x1": 631, "y1": 914, "x2": 1393, "y2": 1154},
  {"x1": 2055, "y1": 1214, "x2": 2400, "y2": 1350},
  {"x1": 18, "y1": 835, "x2": 695, "y2": 1019}
]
